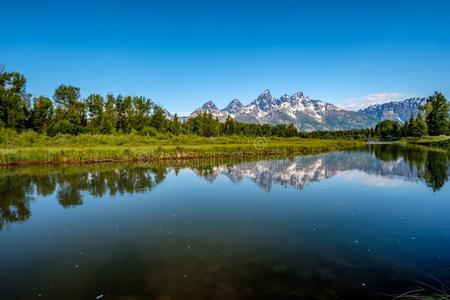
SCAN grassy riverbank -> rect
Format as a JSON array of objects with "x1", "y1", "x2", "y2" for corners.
[
  {"x1": 394, "y1": 135, "x2": 450, "y2": 149},
  {"x1": 0, "y1": 130, "x2": 363, "y2": 166}
]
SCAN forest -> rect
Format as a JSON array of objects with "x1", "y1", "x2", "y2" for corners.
[{"x1": 1, "y1": 66, "x2": 449, "y2": 140}]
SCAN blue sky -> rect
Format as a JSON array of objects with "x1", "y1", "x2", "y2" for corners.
[{"x1": 1, "y1": 0, "x2": 449, "y2": 115}]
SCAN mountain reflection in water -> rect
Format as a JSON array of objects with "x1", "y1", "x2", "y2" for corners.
[
  {"x1": 0, "y1": 144, "x2": 448, "y2": 231},
  {"x1": 1, "y1": 144, "x2": 450, "y2": 300}
]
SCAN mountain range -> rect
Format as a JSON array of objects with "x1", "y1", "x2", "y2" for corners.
[
  {"x1": 167, "y1": 90, "x2": 428, "y2": 131},
  {"x1": 358, "y1": 97, "x2": 427, "y2": 123}
]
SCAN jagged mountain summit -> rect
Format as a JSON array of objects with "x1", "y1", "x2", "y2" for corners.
[
  {"x1": 189, "y1": 89, "x2": 377, "y2": 130},
  {"x1": 189, "y1": 100, "x2": 226, "y2": 119},
  {"x1": 182, "y1": 90, "x2": 432, "y2": 131},
  {"x1": 222, "y1": 99, "x2": 244, "y2": 116},
  {"x1": 235, "y1": 90, "x2": 377, "y2": 131},
  {"x1": 358, "y1": 97, "x2": 427, "y2": 123}
]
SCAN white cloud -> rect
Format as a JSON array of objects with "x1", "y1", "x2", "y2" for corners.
[
  {"x1": 341, "y1": 92, "x2": 414, "y2": 111},
  {"x1": 338, "y1": 170, "x2": 412, "y2": 188}
]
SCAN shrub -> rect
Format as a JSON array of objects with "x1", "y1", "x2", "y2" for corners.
[
  {"x1": 48, "y1": 120, "x2": 84, "y2": 136},
  {"x1": 140, "y1": 126, "x2": 159, "y2": 137}
]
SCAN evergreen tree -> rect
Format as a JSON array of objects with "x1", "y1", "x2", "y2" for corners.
[
  {"x1": 411, "y1": 114, "x2": 427, "y2": 137},
  {"x1": 426, "y1": 92, "x2": 449, "y2": 135},
  {"x1": 392, "y1": 122, "x2": 402, "y2": 138},
  {"x1": 407, "y1": 113, "x2": 415, "y2": 136},
  {"x1": 224, "y1": 115, "x2": 236, "y2": 135},
  {"x1": 286, "y1": 123, "x2": 298, "y2": 137}
]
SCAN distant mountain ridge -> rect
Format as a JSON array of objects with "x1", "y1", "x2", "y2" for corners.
[
  {"x1": 169, "y1": 90, "x2": 431, "y2": 131},
  {"x1": 358, "y1": 97, "x2": 427, "y2": 123}
]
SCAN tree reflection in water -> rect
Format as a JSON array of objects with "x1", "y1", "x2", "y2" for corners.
[
  {"x1": 0, "y1": 145, "x2": 448, "y2": 230},
  {"x1": 369, "y1": 144, "x2": 449, "y2": 191}
]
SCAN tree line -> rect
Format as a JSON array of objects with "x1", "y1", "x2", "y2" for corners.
[
  {"x1": 1, "y1": 66, "x2": 448, "y2": 139},
  {"x1": 0, "y1": 67, "x2": 300, "y2": 137}
]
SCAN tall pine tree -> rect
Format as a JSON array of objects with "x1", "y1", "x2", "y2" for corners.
[
  {"x1": 426, "y1": 92, "x2": 449, "y2": 135},
  {"x1": 412, "y1": 114, "x2": 428, "y2": 137}
]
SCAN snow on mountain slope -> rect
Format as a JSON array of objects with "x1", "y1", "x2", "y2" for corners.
[
  {"x1": 358, "y1": 97, "x2": 427, "y2": 123},
  {"x1": 181, "y1": 91, "x2": 436, "y2": 130},
  {"x1": 188, "y1": 89, "x2": 377, "y2": 130}
]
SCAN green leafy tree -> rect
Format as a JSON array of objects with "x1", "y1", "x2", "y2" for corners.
[
  {"x1": 170, "y1": 114, "x2": 182, "y2": 135},
  {"x1": 133, "y1": 96, "x2": 153, "y2": 131},
  {"x1": 53, "y1": 85, "x2": 86, "y2": 127},
  {"x1": 85, "y1": 94, "x2": 104, "y2": 131},
  {"x1": 99, "y1": 95, "x2": 116, "y2": 134},
  {"x1": 53, "y1": 84, "x2": 80, "y2": 109},
  {"x1": 30, "y1": 96, "x2": 54, "y2": 133},
  {"x1": 150, "y1": 106, "x2": 166, "y2": 132},
  {"x1": 115, "y1": 95, "x2": 133, "y2": 133},
  {"x1": 0, "y1": 68, "x2": 30, "y2": 130},
  {"x1": 286, "y1": 123, "x2": 298, "y2": 137},
  {"x1": 426, "y1": 92, "x2": 449, "y2": 135},
  {"x1": 375, "y1": 120, "x2": 395, "y2": 139}
]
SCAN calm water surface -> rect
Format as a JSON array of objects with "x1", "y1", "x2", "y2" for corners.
[{"x1": 1, "y1": 145, "x2": 449, "y2": 300}]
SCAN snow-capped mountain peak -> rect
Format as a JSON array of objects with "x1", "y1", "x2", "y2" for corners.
[
  {"x1": 185, "y1": 90, "x2": 433, "y2": 131},
  {"x1": 222, "y1": 99, "x2": 244, "y2": 115},
  {"x1": 291, "y1": 91, "x2": 305, "y2": 99},
  {"x1": 188, "y1": 90, "x2": 377, "y2": 130},
  {"x1": 258, "y1": 89, "x2": 272, "y2": 99},
  {"x1": 189, "y1": 100, "x2": 223, "y2": 118},
  {"x1": 359, "y1": 97, "x2": 427, "y2": 123},
  {"x1": 201, "y1": 100, "x2": 219, "y2": 110},
  {"x1": 252, "y1": 89, "x2": 277, "y2": 111}
]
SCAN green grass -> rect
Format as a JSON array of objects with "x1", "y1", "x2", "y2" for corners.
[
  {"x1": 394, "y1": 136, "x2": 450, "y2": 149},
  {"x1": 413, "y1": 136, "x2": 450, "y2": 148},
  {"x1": 0, "y1": 129, "x2": 363, "y2": 165}
]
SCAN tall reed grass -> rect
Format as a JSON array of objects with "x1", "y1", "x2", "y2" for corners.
[{"x1": 0, "y1": 128, "x2": 363, "y2": 165}]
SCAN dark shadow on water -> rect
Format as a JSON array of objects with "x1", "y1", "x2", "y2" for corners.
[{"x1": 83, "y1": 241, "x2": 153, "y2": 299}]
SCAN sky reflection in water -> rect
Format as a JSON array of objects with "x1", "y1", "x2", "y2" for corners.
[{"x1": 0, "y1": 144, "x2": 449, "y2": 300}]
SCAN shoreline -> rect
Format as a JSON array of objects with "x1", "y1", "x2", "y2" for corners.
[
  {"x1": 391, "y1": 136, "x2": 450, "y2": 150},
  {"x1": 0, "y1": 139, "x2": 364, "y2": 166}
]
